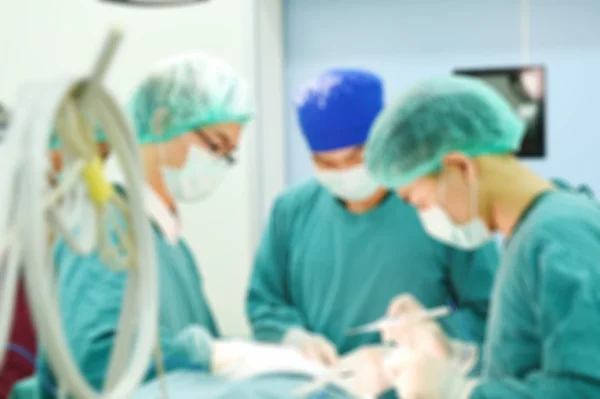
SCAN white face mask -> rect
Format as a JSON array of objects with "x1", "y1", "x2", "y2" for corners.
[
  {"x1": 161, "y1": 146, "x2": 230, "y2": 203},
  {"x1": 418, "y1": 178, "x2": 491, "y2": 250},
  {"x1": 315, "y1": 164, "x2": 380, "y2": 201}
]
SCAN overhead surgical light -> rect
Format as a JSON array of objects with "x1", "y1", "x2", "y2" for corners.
[{"x1": 100, "y1": 0, "x2": 209, "y2": 6}]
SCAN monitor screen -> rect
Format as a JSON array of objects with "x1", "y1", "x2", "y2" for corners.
[{"x1": 454, "y1": 66, "x2": 546, "y2": 158}]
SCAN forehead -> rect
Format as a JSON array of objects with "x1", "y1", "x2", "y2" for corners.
[
  {"x1": 398, "y1": 175, "x2": 438, "y2": 196},
  {"x1": 203, "y1": 122, "x2": 242, "y2": 138},
  {"x1": 314, "y1": 145, "x2": 363, "y2": 161}
]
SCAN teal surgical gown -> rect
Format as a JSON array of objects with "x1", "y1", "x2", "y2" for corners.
[
  {"x1": 37, "y1": 212, "x2": 219, "y2": 395},
  {"x1": 472, "y1": 189, "x2": 600, "y2": 397},
  {"x1": 247, "y1": 180, "x2": 499, "y2": 355}
]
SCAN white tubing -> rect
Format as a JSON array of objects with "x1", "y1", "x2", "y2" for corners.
[
  {"x1": 0, "y1": 89, "x2": 36, "y2": 368},
  {"x1": 19, "y1": 77, "x2": 158, "y2": 398},
  {"x1": 0, "y1": 226, "x2": 21, "y2": 369}
]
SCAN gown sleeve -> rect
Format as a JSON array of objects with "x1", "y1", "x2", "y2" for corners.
[
  {"x1": 37, "y1": 239, "x2": 214, "y2": 393},
  {"x1": 471, "y1": 242, "x2": 600, "y2": 398},
  {"x1": 442, "y1": 242, "x2": 499, "y2": 345},
  {"x1": 246, "y1": 197, "x2": 307, "y2": 342}
]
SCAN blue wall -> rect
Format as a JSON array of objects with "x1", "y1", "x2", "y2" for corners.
[{"x1": 284, "y1": 0, "x2": 600, "y2": 192}]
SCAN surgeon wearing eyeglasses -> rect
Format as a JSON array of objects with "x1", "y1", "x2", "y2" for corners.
[{"x1": 36, "y1": 53, "x2": 253, "y2": 395}]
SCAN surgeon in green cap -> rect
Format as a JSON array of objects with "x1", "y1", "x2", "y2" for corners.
[
  {"x1": 37, "y1": 52, "x2": 253, "y2": 394},
  {"x1": 364, "y1": 75, "x2": 600, "y2": 398},
  {"x1": 247, "y1": 69, "x2": 498, "y2": 368}
]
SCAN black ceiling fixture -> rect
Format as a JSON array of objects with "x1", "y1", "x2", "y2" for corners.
[{"x1": 100, "y1": 0, "x2": 209, "y2": 7}]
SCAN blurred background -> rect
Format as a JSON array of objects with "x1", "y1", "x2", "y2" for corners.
[{"x1": 1, "y1": 0, "x2": 598, "y2": 337}]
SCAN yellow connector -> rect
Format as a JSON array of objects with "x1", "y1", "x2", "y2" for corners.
[{"x1": 82, "y1": 156, "x2": 113, "y2": 206}]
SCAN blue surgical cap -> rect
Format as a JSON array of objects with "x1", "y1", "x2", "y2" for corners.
[
  {"x1": 295, "y1": 69, "x2": 383, "y2": 152},
  {"x1": 365, "y1": 76, "x2": 525, "y2": 189}
]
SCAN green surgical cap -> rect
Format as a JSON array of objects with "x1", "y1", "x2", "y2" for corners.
[
  {"x1": 129, "y1": 53, "x2": 253, "y2": 144},
  {"x1": 365, "y1": 76, "x2": 526, "y2": 189}
]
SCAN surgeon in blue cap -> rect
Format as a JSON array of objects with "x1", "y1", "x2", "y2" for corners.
[{"x1": 246, "y1": 69, "x2": 499, "y2": 394}]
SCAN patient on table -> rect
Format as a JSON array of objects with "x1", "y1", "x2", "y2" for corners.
[{"x1": 134, "y1": 329, "x2": 388, "y2": 399}]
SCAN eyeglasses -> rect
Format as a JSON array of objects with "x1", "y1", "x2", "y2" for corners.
[{"x1": 195, "y1": 130, "x2": 236, "y2": 165}]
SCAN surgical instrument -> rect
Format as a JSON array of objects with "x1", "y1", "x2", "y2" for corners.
[{"x1": 346, "y1": 305, "x2": 452, "y2": 336}]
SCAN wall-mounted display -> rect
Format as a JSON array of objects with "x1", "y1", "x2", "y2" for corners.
[{"x1": 455, "y1": 66, "x2": 546, "y2": 158}]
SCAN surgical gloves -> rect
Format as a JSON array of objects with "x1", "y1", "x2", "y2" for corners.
[
  {"x1": 378, "y1": 294, "x2": 480, "y2": 398},
  {"x1": 382, "y1": 294, "x2": 450, "y2": 357},
  {"x1": 385, "y1": 348, "x2": 479, "y2": 399},
  {"x1": 336, "y1": 346, "x2": 394, "y2": 397},
  {"x1": 283, "y1": 328, "x2": 339, "y2": 366}
]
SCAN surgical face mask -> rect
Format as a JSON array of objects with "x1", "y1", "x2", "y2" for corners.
[
  {"x1": 418, "y1": 178, "x2": 491, "y2": 250},
  {"x1": 161, "y1": 145, "x2": 230, "y2": 202},
  {"x1": 315, "y1": 164, "x2": 380, "y2": 201}
]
